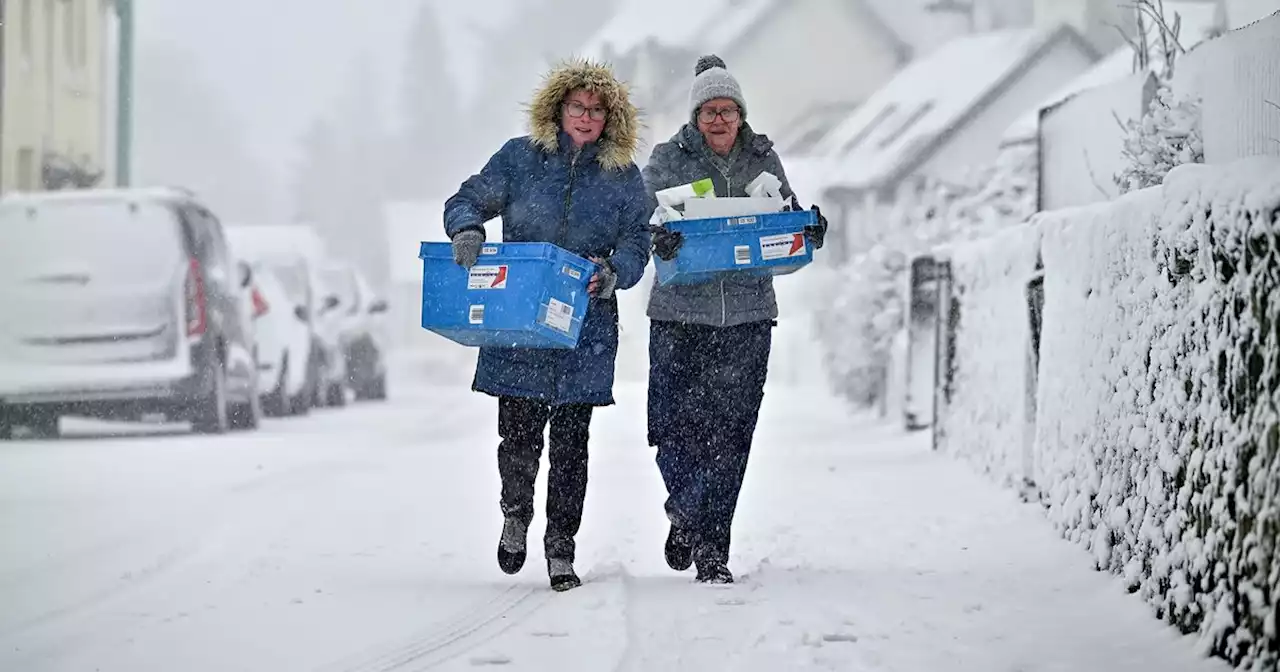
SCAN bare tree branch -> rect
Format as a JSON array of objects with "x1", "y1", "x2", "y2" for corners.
[
  {"x1": 1123, "y1": 0, "x2": 1187, "y2": 54},
  {"x1": 1084, "y1": 149, "x2": 1112, "y2": 199}
]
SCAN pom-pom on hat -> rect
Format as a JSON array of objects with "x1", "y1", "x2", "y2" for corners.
[{"x1": 688, "y1": 54, "x2": 746, "y2": 124}]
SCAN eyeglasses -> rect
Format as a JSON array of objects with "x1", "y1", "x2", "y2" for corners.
[
  {"x1": 563, "y1": 101, "x2": 607, "y2": 121},
  {"x1": 698, "y1": 106, "x2": 740, "y2": 124}
]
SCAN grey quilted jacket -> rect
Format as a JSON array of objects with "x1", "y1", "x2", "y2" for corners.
[{"x1": 641, "y1": 123, "x2": 796, "y2": 327}]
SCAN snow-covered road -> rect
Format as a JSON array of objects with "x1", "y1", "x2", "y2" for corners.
[{"x1": 0, "y1": 369, "x2": 1228, "y2": 671}]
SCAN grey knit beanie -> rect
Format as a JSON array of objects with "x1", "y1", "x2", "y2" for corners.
[{"x1": 688, "y1": 54, "x2": 746, "y2": 125}]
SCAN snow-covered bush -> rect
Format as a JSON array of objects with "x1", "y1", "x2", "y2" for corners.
[
  {"x1": 1115, "y1": 84, "x2": 1205, "y2": 193},
  {"x1": 933, "y1": 222, "x2": 1041, "y2": 487},
  {"x1": 1034, "y1": 157, "x2": 1280, "y2": 669},
  {"x1": 816, "y1": 144, "x2": 1037, "y2": 410}
]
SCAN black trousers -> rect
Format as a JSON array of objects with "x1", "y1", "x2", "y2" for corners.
[
  {"x1": 647, "y1": 320, "x2": 772, "y2": 566},
  {"x1": 497, "y1": 396, "x2": 593, "y2": 562}
]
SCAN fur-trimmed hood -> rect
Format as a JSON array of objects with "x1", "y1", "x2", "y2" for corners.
[{"x1": 527, "y1": 58, "x2": 639, "y2": 172}]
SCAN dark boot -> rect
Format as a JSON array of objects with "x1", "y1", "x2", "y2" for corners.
[
  {"x1": 497, "y1": 517, "x2": 528, "y2": 575},
  {"x1": 548, "y1": 558, "x2": 581, "y2": 592},
  {"x1": 694, "y1": 557, "x2": 734, "y2": 584},
  {"x1": 665, "y1": 524, "x2": 694, "y2": 571}
]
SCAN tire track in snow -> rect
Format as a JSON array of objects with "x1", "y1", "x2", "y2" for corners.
[{"x1": 318, "y1": 584, "x2": 551, "y2": 672}]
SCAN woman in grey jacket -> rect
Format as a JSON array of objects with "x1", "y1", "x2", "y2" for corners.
[{"x1": 642, "y1": 55, "x2": 827, "y2": 583}]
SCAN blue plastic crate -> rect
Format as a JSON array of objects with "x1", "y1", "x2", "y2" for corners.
[
  {"x1": 654, "y1": 209, "x2": 816, "y2": 286},
  {"x1": 419, "y1": 242, "x2": 597, "y2": 348}
]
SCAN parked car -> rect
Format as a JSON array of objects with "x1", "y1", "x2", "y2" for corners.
[
  {"x1": 242, "y1": 261, "x2": 314, "y2": 416},
  {"x1": 225, "y1": 226, "x2": 346, "y2": 410},
  {"x1": 0, "y1": 188, "x2": 261, "y2": 438},
  {"x1": 321, "y1": 263, "x2": 390, "y2": 401}
]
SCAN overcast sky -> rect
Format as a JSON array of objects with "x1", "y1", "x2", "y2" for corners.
[{"x1": 136, "y1": 1, "x2": 510, "y2": 176}]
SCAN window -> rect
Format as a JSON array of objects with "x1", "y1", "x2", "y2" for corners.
[
  {"x1": 63, "y1": 0, "x2": 74, "y2": 66},
  {"x1": 0, "y1": 200, "x2": 185, "y2": 283},
  {"x1": 876, "y1": 101, "x2": 936, "y2": 150},
  {"x1": 181, "y1": 206, "x2": 225, "y2": 271},
  {"x1": 781, "y1": 101, "x2": 861, "y2": 155},
  {"x1": 20, "y1": 0, "x2": 33, "y2": 59},
  {"x1": 16, "y1": 148, "x2": 36, "y2": 191},
  {"x1": 78, "y1": 0, "x2": 88, "y2": 67},
  {"x1": 841, "y1": 103, "x2": 897, "y2": 155}
]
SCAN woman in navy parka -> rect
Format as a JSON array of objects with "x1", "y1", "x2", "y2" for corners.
[{"x1": 443, "y1": 59, "x2": 651, "y2": 592}]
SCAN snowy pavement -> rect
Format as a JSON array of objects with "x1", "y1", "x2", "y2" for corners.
[{"x1": 0, "y1": 370, "x2": 1229, "y2": 671}]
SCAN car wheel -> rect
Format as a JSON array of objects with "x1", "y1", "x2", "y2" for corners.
[
  {"x1": 262, "y1": 356, "x2": 292, "y2": 418},
  {"x1": 191, "y1": 360, "x2": 231, "y2": 434},
  {"x1": 230, "y1": 378, "x2": 263, "y2": 431},
  {"x1": 326, "y1": 382, "x2": 347, "y2": 408},
  {"x1": 290, "y1": 367, "x2": 313, "y2": 417},
  {"x1": 0, "y1": 405, "x2": 15, "y2": 440},
  {"x1": 356, "y1": 373, "x2": 388, "y2": 401},
  {"x1": 25, "y1": 410, "x2": 61, "y2": 439}
]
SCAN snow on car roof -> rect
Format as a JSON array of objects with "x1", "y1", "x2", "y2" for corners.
[{"x1": 0, "y1": 186, "x2": 197, "y2": 207}]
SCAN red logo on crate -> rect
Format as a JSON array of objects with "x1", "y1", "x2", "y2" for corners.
[
  {"x1": 468, "y1": 265, "x2": 509, "y2": 290},
  {"x1": 759, "y1": 232, "x2": 807, "y2": 261},
  {"x1": 788, "y1": 233, "x2": 805, "y2": 256}
]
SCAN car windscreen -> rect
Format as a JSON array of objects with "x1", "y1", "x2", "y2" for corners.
[
  {"x1": 321, "y1": 268, "x2": 359, "y2": 314},
  {"x1": 0, "y1": 200, "x2": 185, "y2": 283}
]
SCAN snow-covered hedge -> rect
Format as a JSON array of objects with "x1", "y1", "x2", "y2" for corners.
[
  {"x1": 816, "y1": 144, "x2": 1037, "y2": 410},
  {"x1": 1115, "y1": 83, "x2": 1205, "y2": 194},
  {"x1": 934, "y1": 222, "x2": 1041, "y2": 488},
  {"x1": 1033, "y1": 157, "x2": 1280, "y2": 668}
]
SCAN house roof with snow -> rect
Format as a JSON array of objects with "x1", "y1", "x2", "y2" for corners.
[
  {"x1": 578, "y1": 0, "x2": 778, "y2": 63},
  {"x1": 816, "y1": 25, "x2": 1096, "y2": 192},
  {"x1": 1001, "y1": 1, "x2": 1224, "y2": 145},
  {"x1": 579, "y1": 0, "x2": 924, "y2": 74}
]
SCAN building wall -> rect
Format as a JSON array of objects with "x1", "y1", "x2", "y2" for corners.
[
  {"x1": 1, "y1": 0, "x2": 112, "y2": 193},
  {"x1": 1178, "y1": 10, "x2": 1280, "y2": 164},
  {"x1": 723, "y1": 0, "x2": 904, "y2": 136},
  {"x1": 918, "y1": 37, "x2": 1097, "y2": 185},
  {"x1": 1039, "y1": 71, "x2": 1156, "y2": 211}
]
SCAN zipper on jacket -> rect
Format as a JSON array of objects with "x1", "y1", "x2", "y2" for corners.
[
  {"x1": 558, "y1": 152, "x2": 579, "y2": 248},
  {"x1": 555, "y1": 151, "x2": 580, "y2": 404}
]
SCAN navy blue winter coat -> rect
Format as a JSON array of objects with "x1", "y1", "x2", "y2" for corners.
[{"x1": 443, "y1": 63, "x2": 652, "y2": 406}]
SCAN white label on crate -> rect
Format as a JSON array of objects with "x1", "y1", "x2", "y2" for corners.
[
  {"x1": 468, "y1": 304, "x2": 485, "y2": 324},
  {"x1": 727, "y1": 216, "x2": 758, "y2": 226},
  {"x1": 481, "y1": 245, "x2": 499, "y2": 255},
  {"x1": 544, "y1": 298, "x2": 574, "y2": 333},
  {"x1": 759, "y1": 233, "x2": 806, "y2": 260},
  {"x1": 468, "y1": 265, "x2": 509, "y2": 289},
  {"x1": 562, "y1": 265, "x2": 583, "y2": 280},
  {"x1": 734, "y1": 245, "x2": 752, "y2": 265}
]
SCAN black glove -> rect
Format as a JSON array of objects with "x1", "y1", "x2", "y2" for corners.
[
  {"x1": 805, "y1": 204, "x2": 828, "y2": 250},
  {"x1": 451, "y1": 229, "x2": 484, "y2": 268},
  {"x1": 650, "y1": 225, "x2": 684, "y2": 261},
  {"x1": 589, "y1": 258, "x2": 618, "y2": 299}
]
